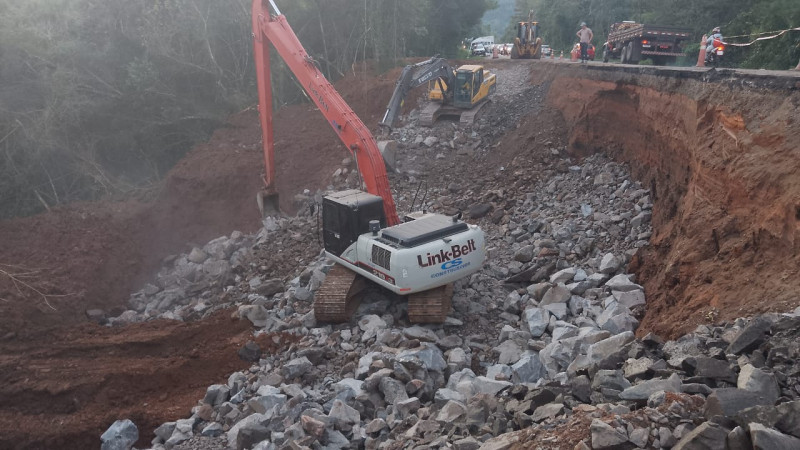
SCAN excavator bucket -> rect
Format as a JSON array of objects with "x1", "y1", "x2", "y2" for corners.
[
  {"x1": 376, "y1": 140, "x2": 398, "y2": 173},
  {"x1": 256, "y1": 189, "x2": 281, "y2": 218}
]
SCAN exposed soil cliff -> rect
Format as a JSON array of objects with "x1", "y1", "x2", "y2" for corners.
[{"x1": 535, "y1": 63, "x2": 800, "y2": 338}]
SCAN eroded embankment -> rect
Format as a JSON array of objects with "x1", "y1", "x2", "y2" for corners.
[{"x1": 533, "y1": 62, "x2": 800, "y2": 338}]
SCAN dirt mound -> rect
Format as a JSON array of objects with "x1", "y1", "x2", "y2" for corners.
[
  {"x1": 535, "y1": 62, "x2": 800, "y2": 338},
  {"x1": 0, "y1": 312, "x2": 257, "y2": 449}
]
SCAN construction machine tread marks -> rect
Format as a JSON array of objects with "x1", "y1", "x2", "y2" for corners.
[
  {"x1": 313, "y1": 264, "x2": 367, "y2": 323},
  {"x1": 407, "y1": 284, "x2": 454, "y2": 324}
]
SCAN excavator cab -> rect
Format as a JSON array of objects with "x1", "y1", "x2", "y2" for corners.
[{"x1": 453, "y1": 66, "x2": 493, "y2": 108}]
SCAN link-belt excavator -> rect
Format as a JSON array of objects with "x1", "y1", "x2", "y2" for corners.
[
  {"x1": 379, "y1": 57, "x2": 496, "y2": 129},
  {"x1": 252, "y1": 0, "x2": 486, "y2": 323}
]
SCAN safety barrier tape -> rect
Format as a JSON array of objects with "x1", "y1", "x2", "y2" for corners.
[{"x1": 723, "y1": 27, "x2": 800, "y2": 47}]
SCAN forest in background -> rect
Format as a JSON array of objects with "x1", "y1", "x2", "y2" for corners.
[
  {"x1": 0, "y1": 0, "x2": 492, "y2": 219},
  {"x1": 504, "y1": 0, "x2": 800, "y2": 68},
  {"x1": 1, "y1": 0, "x2": 798, "y2": 220}
]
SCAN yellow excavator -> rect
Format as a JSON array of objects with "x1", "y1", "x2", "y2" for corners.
[
  {"x1": 511, "y1": 10, "x2": 543, "y2": 59},
  {"x1": 380, "y1": 57, "x2": 496, "y2": 128}
]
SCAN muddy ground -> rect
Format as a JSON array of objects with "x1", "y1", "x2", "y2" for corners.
[{"x1": 0, "y1": 58, "x2": 798, "y2": 448}]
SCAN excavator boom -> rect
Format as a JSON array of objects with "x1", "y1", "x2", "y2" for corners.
[
  {"x1": 380, "y1": 57, "x2": 455, "y2": 129},
  {"x1": 252, "y1": 0, "x2": 399, "y2": 225}
]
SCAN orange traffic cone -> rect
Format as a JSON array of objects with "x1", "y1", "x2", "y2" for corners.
[
  {"x1": 696, "y1": 35, "x2": 707, "y2": 67},
  {"x1": 560, "y1": 50, "x2": 564, "y2": 60}
]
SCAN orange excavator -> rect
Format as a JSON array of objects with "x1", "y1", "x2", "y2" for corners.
[{"x1": 251, "y1": 0, "x2": 486, "y2": 323}]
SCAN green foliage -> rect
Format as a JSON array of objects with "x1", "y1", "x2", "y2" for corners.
[
  {"x1": 494, "y1": 0, "x2": 800, "y2": 66},
  {"x1": 0, "y1": 0, "x2": 494, "y2": 219}
]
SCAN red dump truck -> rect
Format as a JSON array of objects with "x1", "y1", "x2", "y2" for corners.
[{"x1": 603, "y1": 22, "x2": 692, "y2": 65}]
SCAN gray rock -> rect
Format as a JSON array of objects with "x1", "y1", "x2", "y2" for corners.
[
  {"x1": 692, "y1": 357, "x2": 737, "y2": 383},
  {"x1": 469, "y1": 203, "x2": 492, "y2": 219},
  {"x1": 599, "y1": 308, "x2": 639, "y2": 335},
  {"x1": 629, "y1": 428, "x2": 649, "y2": 448},
  {"x1": 591, "y1": 418, "x2": 628, "y2": 449},
  {"x1": 187, "y1": 247, "x2": 209, "y2": 264},
  {"x1": 598, "y1": 253, "x2": 621, "y2": 274},
  {"x1": 511, "y1": 354, "x2": 547, "y2": 384},
  {"x1": 542, "y1": 302, "x2": 568, "y2": 320},
  {"x1": 328, "y1": 399, "x2": 360, "y2": 431},
  {"x1": 282, "y1": 356, "x2": 313, "y2": 379},
  {"x1": 397, "y1": 342, "x2": 446, "y2": 372},
  {"x1": 454, "y1": 436, "x2": 482, "y2": 450},
  {"x1": 238, "y1": 305, "x2": 269, "y2": 328},
  {"x1": 395, "y1": 397, "x2": 421, "y2": 419},
  {"x1": 379, "y1": 376, "x2": 409, "y2": 404},
  {"x1": 200, "y1": 422, "x2": 223, "y2": 438},
  {"x1": 727, "y1": 426, "x2": 751, "y2": 450},
  {"x1": 540, "y1": 283, "x2": 571, "y2": 305},
  {"x1": 291, "y1": 286, "x2": 313, "y2": 302},
  {"x1": 738, "y1": 364, "x2": 780, "y2": 404},
  {"x1": 365, "y1": 418, "x2": 388, "y2": 434},
  {"x1": 550, "y1": 268, "x2": 577, "y2": 284},
  {"x1": 247, "y1": 393, "x2": 287, "y2": 415},
  {"x1": 532, "y1": 403, "x2": 564, "y2": 422},
  {"x1": 749, "y1": 423, "x2": 800, "y2": 450},
  {"x1": 775, "y1": 400, "x2": 800, "y2": 438},
  {"x1": 238, "y1": 341, "x2": 262, "y2": 362},
  {"x1": 727, "y1": 316, "x2": 772, "y2": 355},
  {"x1": 623, "y1": 357, "x2": 654, "y2": 380},
  {"x1": 570, "y1": 375, "x2": 592, "y2": 403},
  {"x1": 673, "y1": 421, "x2": 729, "y2": 450},
  {"x1": 472, "y1": 376, "x2": 513, "y2": 395},
  {"x1": 255, "y1": 278, "x2": 284, "y2": 296},
  {"x1": 604, "y1": 274, "x2": 642, "y2": 292},
  {"x1": 592, "y1": 370, "x2": 632, "y2": 392},
  {"x1": 660, "y1": 426, "x2": 677, "y2": 448},
  {"x1": 402, "y1": 325, "x2": 439, "y2": 343},
  {"x1": 100, "y1": 419, "x2": 138, "y2": 450},
  {"x1": 436, "y1": 400, "x2": 468, "y2": 422},
  {"x1": 514, "y1": 245, "x2": 535, "y2": 263},
  {"x1": 525, "y1": 308, "x2": 549, "y2": 338},
  {"x1": 166, "y1": 418, "x2": 194, "y2": 448},
  {"x1": 614, "y1": 289, "x2": 646, "y2": 308},
  {"x1": 704, "y1": 388, "x2": 775, "y2": 419},
  {"x1": 575, "y1": 331, "x2": 635, "y2": 372},
  {"x1": 154, "y1": 422, "x2": 176, "y2": 441},
  {"x1": 359, "y1": 315, "x2": 388, "y2": 341},
  {"x1": 619, "y1": 373, "x2": 682, "y2": 402},
  {"x1": 434, "y1": 388, "x2": 467, "y2": 406},
  {"x1": 495, "y1": 340, "x2": 523, "y2": 365},
  {"x1": 663, "y1": 335, "x2": 707, "y2": 368},
  {"x1": 203, "y1": 384, "x2": 230, "y2": 406}
]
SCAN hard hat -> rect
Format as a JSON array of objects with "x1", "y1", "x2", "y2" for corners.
[
  {"x1": 712, "y1": 27, "x2": 720, "y2": 33},
  {"x1": 581, "y1": 22, "x2": 587, "y2": 27}
]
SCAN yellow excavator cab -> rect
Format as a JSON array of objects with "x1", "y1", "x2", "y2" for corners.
[{"x1": 452, "y1": 65, "x2": 496, "y2": 108}]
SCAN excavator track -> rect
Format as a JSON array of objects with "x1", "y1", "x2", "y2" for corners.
[
  {"x1": 419, "y1": 101, "x2": 490, "y2": 127},
  {"x1": 314, "y1": 264, "x2": 366, "y2": 323},
  {"x1": 407, "y1": 284, "x2": 454, "y2": 323}
]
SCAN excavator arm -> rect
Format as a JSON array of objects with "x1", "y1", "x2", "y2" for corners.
[
  {"x1": 379, "y1": 57, "x2": 455, "y2": 129},
  {"x1": 252, "y1": 0, "x2": 399, "y2": 225}
]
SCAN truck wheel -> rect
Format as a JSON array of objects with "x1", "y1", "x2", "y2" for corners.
[
  {"x1": 620, "y1": 44, "x2": 628, "y2": 64},
  {"x1": 603, "y1": 48, "x2": 609, "y2": 63}
]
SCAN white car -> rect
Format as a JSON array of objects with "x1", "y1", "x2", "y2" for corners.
[{"x1": 470, "y1": 44, "x2": 486, "y2": 56}]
